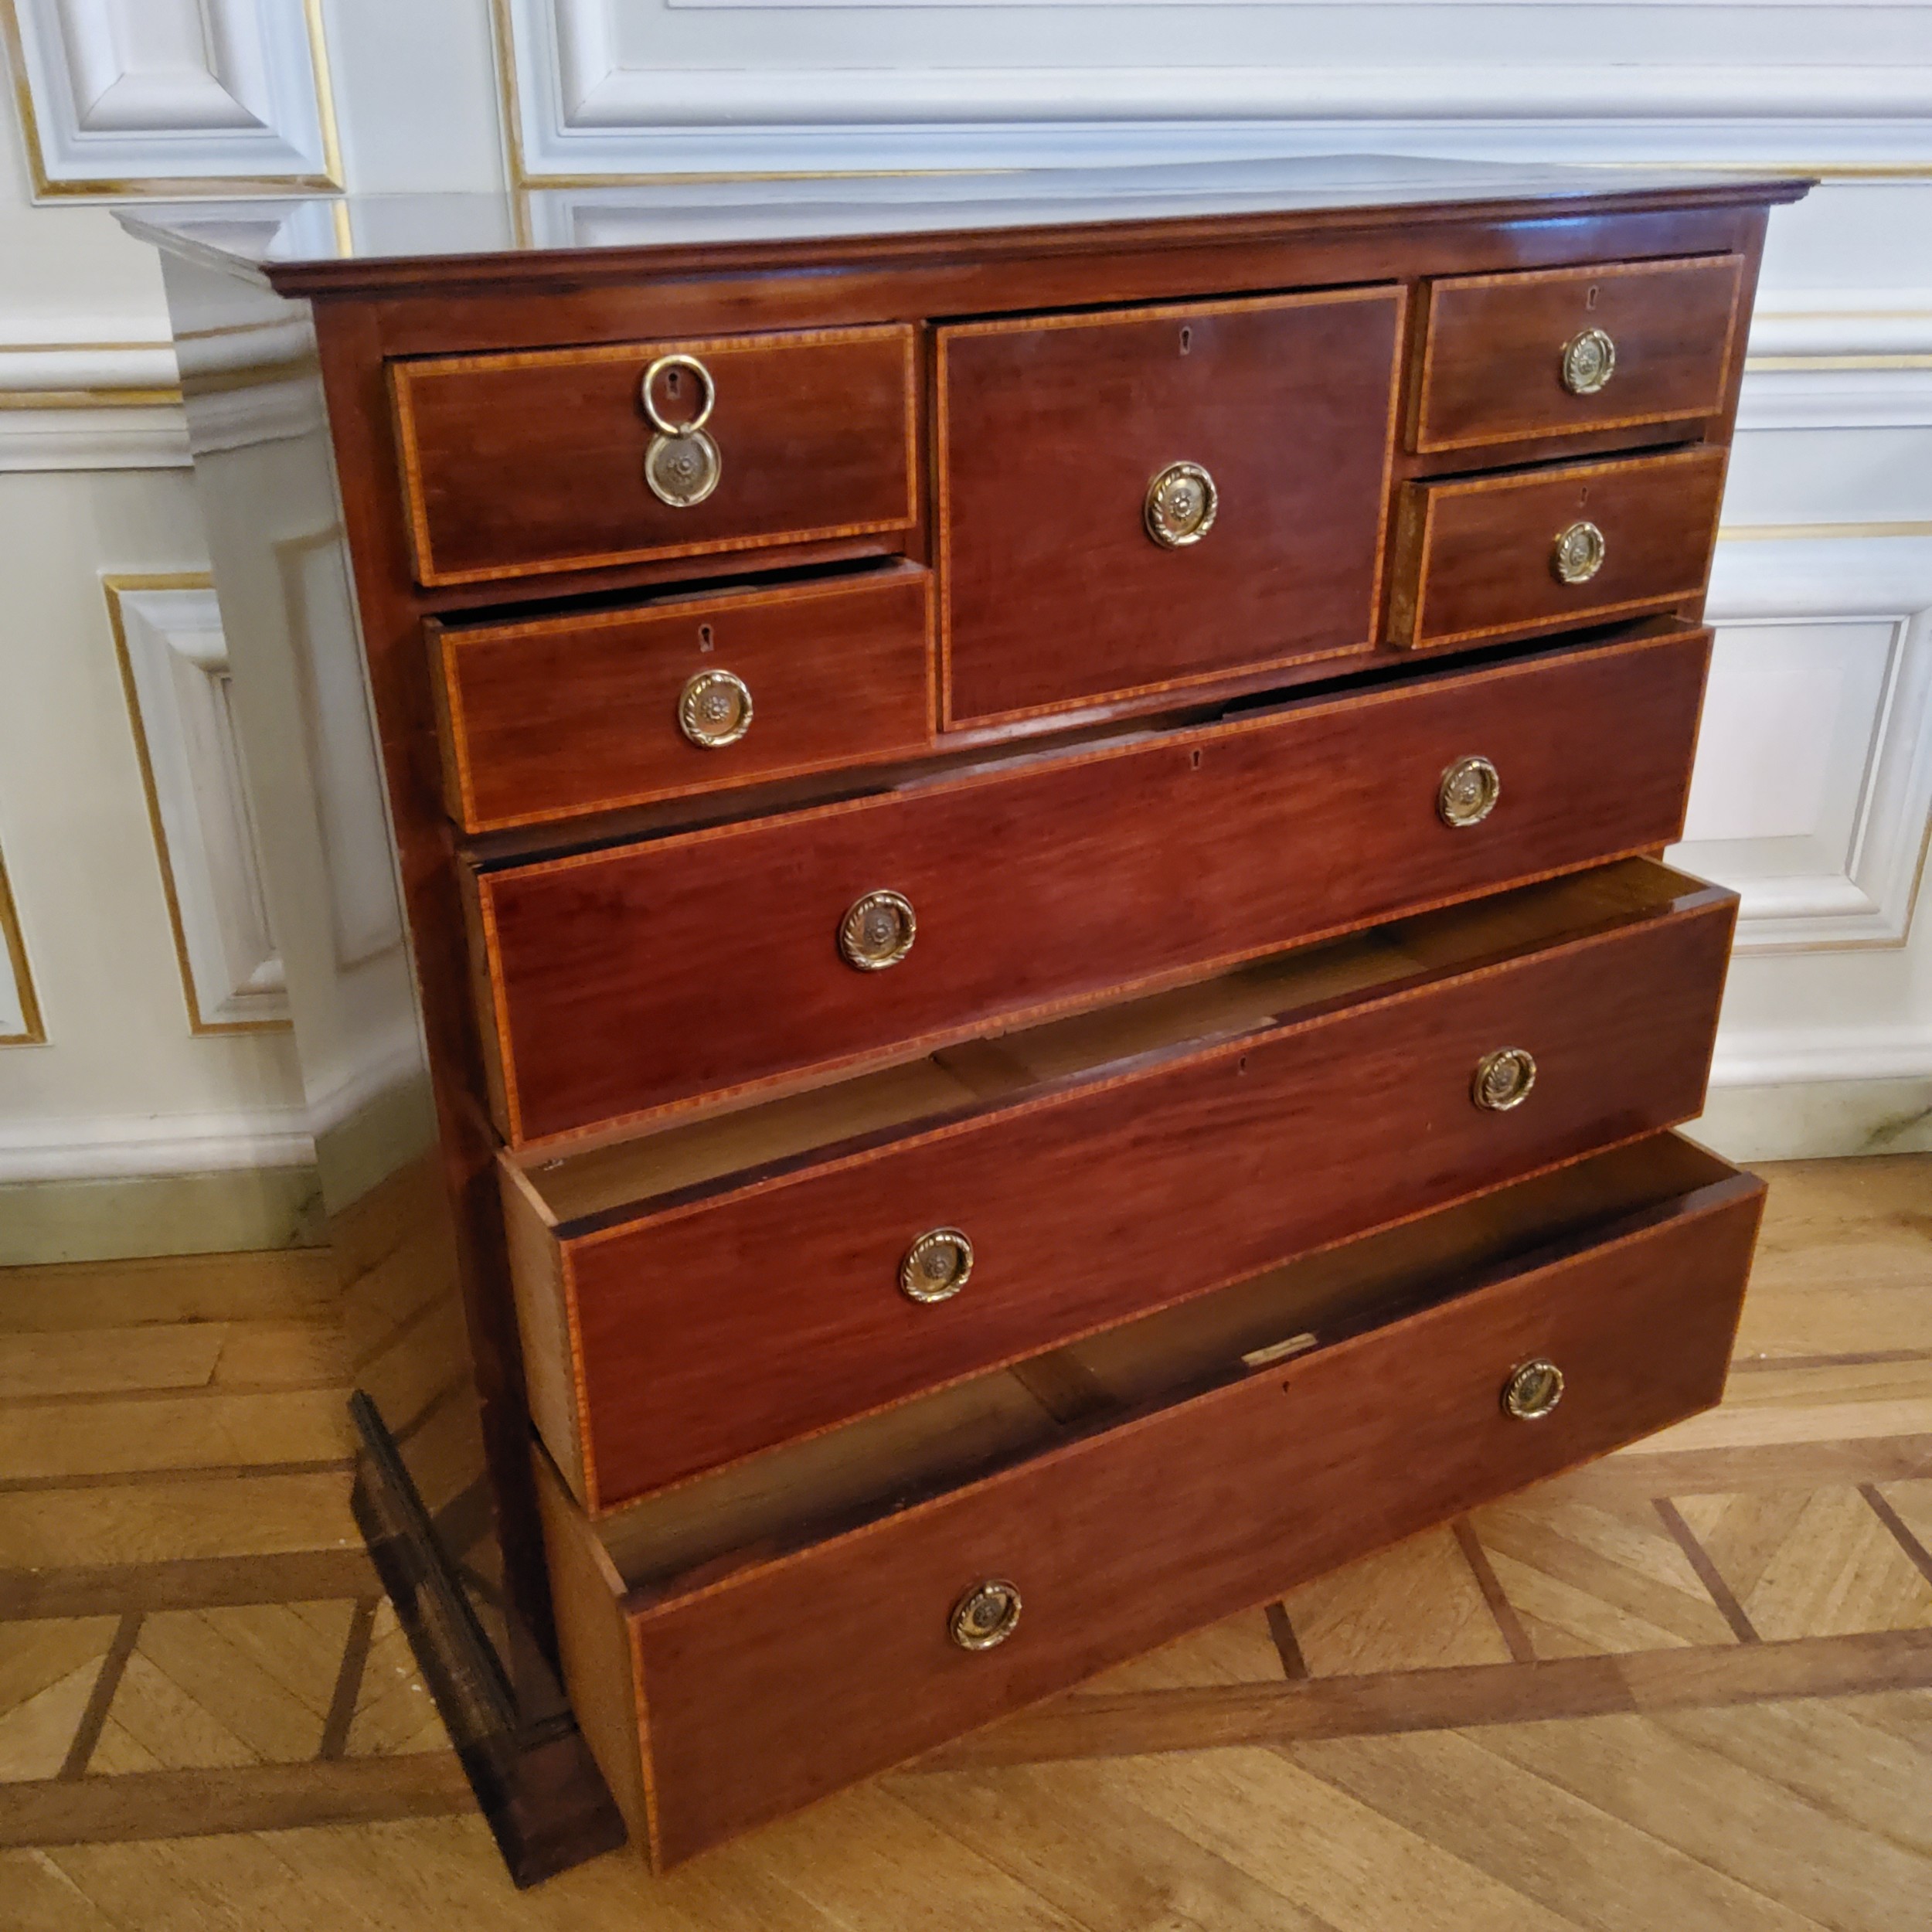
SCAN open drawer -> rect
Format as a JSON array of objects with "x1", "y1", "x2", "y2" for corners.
[
  {"x1": 538, "y1": 1131, "x2": 1764, "y2": 1867},
  {"x1": 505, "y1": 858, "x2": 1738, "y2": 1512}
]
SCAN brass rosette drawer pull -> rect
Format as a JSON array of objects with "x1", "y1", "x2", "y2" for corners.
[
  {"x1": 1560, "y1": 326, "x2": 1617, "y2": 396},
  {"x1": 1502, "y1": 1359, "x2": 1566, "y2": 1421},
  {"x1": 838, "y1": 889, "x2": 917, "y2": 971},
  {"x1": 677, "y1": 668, "x2": 752, "y2": 748},
  {"x1": 641, "y1": 352, "x2": 722, "y2": 508},
  {"x1": 1144, "y1": 461, "x2": 1218, "y2": 548},
  {"x1": 1437, "y1": 754, "x2": 1501, "y2": 828},
  {"x1": 1471, "y1": 1046, "x2": 1537, "y2": 1112},
  {"x1": 901, "y1": 1228, "x2": 974, "y2": 1304},
  {"x1": 950, "y1": 1579, "x2": 1022, "y2": 1650},
  {"x1": 1553, "y1": 519, "x2": 1607, "y2": 586}
]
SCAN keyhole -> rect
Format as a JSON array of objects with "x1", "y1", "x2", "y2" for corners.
[
  {"x1": 1586, "y1": 285, "x2": 1600, "y2": 311},
  {"x1": 1237, "y1": 1055, "x2": 1250, "y2": 1075},
  {"x1": 1190, "y1": 748, "x2": 1202, "y2": 770},
  {"x1": 666, "y1": 368, "x2": 682, "y2": 396},
  {"x1": 699, "y1": 623, "x2": 714, "y2": 652},
  {"x1": 1579, "y1": 487, "x2": 1590, "y2": 508},
  {"x1": 1179, "y1": 326, "x2": 1192, "y2": 355}
]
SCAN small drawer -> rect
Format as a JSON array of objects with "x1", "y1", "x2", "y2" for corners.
[
  {"x1": 1412, "y1": 254, "x2": 1746, "y2": 455},
  {"x1": 505, "y1": 859, "x2": 1736, "y2": 1512},
  {"x1": 538, "y1": 1133, "x2": 1764, "y2": 1866},
  {"x1": 467, "y1": 627, "x2": 1712, "y2": 1147},
  {"x1": 431, "y1": 564, "x2": 934, "y2": 832},
  {"x1": 938, "y1": 287, "x2": 1403, "y2": 725},
  {"x1": 389, "y1": 325, "x2": 917, "y2": 587},
  {"x1": 1387, "y1": 447, "x2": 1726, "y2": 651}
]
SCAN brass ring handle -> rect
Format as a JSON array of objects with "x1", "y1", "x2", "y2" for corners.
[
  {"x1": 1553, "y1": 520, "x2": 1607, "y2": 586},
  {"x1": 1471, "y1": 1046, "x2": 1537, "y2": 1112},
  {"x1": 1560, "y1": 327, "x2": 1617, "y2": 396},
  {"x1": 1145, "y1": 461, "x2": 1218, "y2": 548},
  {"x1": 1437, "y1": 755, "x2": 1501, "y2": 828},
  {"x1": 901, "y1": 1228, "x2": 974, "y2": 1304},
  {"x1": 677, "y1": 669, "x2": 752, "y2": 749},
  {"x1": 950, "y1": 1579, "x2": 1022, "y2": 1651},
  {"x1": 640, "y1": 352, "x2": 717, "y2": 434},
  {"x1": 839, "y1": 889, "x2": 917, "y2": 971},
  {"x1": 1502, "y1": 1359, "x2": 1565, "y2": 1421}
]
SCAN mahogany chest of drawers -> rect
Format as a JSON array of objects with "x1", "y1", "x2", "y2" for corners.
[{"x1": 128, "y1": 155, "x2": 1808, "y2": 1881}]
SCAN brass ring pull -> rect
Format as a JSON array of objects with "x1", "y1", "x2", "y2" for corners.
[
  {"x1": 1553, "y1": 520, "x2": 1607, "y2": 586},
  {"x1": 1471, "y1": 1046, "x2": 1537, "y2": 1112},
  {"x1": 901, "y1": 1228, "x2": 974, "y2": 1304},
  {"x1": 677, "y1": 669, "x2": 752, "y2": 748},
  {"x1": 1144, "y1": 461, "x2": 1218, "y2": 548},
  {"x1": 839, "y1": 889, "x2": 916, "y2": 971},
  {"x1": 1438, "y1": 755, "x2": 1500, "y2": 828},
  {"x1": 1560, "y1": 328, "x2": 1617, "y2": 396},
  {"x1": 950, "y1": 1579, "x2": 1022, "y2": 1651},
  {"x1": 1502, "y1": 1359, "x2": 1565, "y2": 1421},
  {"x1": 639, "y1": 353, "x2": 717, "y2": 434}
]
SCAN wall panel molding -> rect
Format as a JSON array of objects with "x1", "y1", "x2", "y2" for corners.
[
  {"x1": 105, "y1": 573, "x2": 292, "y2": 1033},
  {"x1": 0, "y1": 1100, "x2": 315, "y2": 1180},
  {"x1": 0, "y1": 0, "x2": 339, "y2": 196},
  {"x1": 0, "y1": 836, "x2": 44, "y2": 1044}
]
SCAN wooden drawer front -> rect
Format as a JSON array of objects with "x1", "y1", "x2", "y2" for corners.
[
  {"x1": 541, "y1": 870, "x2": 1736, "y2": 1509},
  {"x1": 390, "y1": 325, "x2": 917, "y2": 587},
  {"x1": 434, "y1": 566, "x2": 934, "y2": 832},
  {"x1": 939, "y1": 288, "x2": 1403, "y2": 724},
  {"x1": 1389, "y1": 448, "x2": 1726, "y2": 651},
  {"x1": 577, "y1": 1151, "x2": 1763, "y2": 1865},
  {"x1": 1413, "y1": 254, "x2": 1745, "y2": 454},
  {"x1": 473, "y1": 628, "x2": 1711, "y2": 1147}
]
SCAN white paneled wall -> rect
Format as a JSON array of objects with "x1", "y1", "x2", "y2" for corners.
[{"x1": 0, "y1": 1, "x2": 1927, "y2": 1264}]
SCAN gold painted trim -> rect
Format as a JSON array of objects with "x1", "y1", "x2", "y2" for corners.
[
  {"x1": 1746, "y1": 354, "x2": 1932, "y2": 371},
  {"x1": 0, "y1": 0, "x2": 341, "y2": 199},
  {"x1": 103, "y1": 573, "x2": 292, "y2": 1038},
  {"x1": 0, "y1": 388, "x2": 182, "y2": 410},
  {"x1": 1718, "y1": 520, "x2": 1932, "y2": 540},
  {"x1": 0, "y1": 837, "x2": 45, "y2": 1046}
]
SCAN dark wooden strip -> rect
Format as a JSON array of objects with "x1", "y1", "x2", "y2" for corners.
[
  {"x1": 1451, "y1": 1516, "x2": 1536, "y2": 1663},
  {"x1": 1547, "y1": 1434, "x2": 1932, "y2": 1505},
  {"x1": 318, "y1": 1597, "x2": 379, "y2": 1761},
  {"x1": 916, "y1": 1628, "x2": 1932, "y2": 1770},
  {"x1": 0, "y1": 1753, "x2": 474, "y2": 1848},
  {"x1": 0, "y1": 1550, "x2": 378, "y2": 1619},
  {"x1": 57, "y1": 1612, "x2": 141, "y2": 1781},
  {"x1": 1861, "y1": 1483, "x2": 1932, "y2": 1590},
  {"x1": 1263, "y1": 1602, "x2": 1309, "y2": 1680},
  {"x1": 1654, "y1": 1496, "x2": 1760, "y2": 1645},
  {"x1": 0, "y1": 1459, "x2": 352, "y2": 1495}
]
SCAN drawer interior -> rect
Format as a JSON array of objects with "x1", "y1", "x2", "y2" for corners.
[
  {"x1": 509, "y1": 855, "x2": 1715, "y2": 1233},
  {"x1": 588, "y1": 1130, "x2": 1743, "y2": 1597}
]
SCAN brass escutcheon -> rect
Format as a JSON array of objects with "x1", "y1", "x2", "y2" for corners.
[
  {"x1": 645, "y1": 428, "x2": 722, "y2": 509},
  {"x1": 1502, "y1": 1359, "x2": 1566, "y2": 1421},
  {"x1": 901, "y1": 1228, "x2": 975, "y2": 1304},
  {"x1": 1144, "y1": 461, "x2": 1218, "y2": 548},
  {"x1": 677, "y1": 668, "x2": 752, "y2": 748},
  {"x1": 950, "y1": 1578, "x2": 1022, "y2": 1651},
  {"x1": 1471, "y1": 1046, "x2": 1538, "y2": 1112},
  {"x1": 1553, "y1": 519, "x2": 1607, "y2": 586},
  {"x1": 1560, "y1": 327, "x2": 1617, "y2": 396},
  {"x1": 839, "y1": 889, "x2": 916, "y2": 971},
  {"x1": 1438, "y1": 755, "x2": 1501, "y2": 828}
]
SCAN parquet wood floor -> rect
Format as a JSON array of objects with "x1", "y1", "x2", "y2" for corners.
[{"x1": 0, "y1": 1153, "x2": 1928, "y2": 1927}]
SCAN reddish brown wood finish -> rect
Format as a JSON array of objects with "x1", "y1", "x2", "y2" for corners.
[
  {"x1": 610, "y1": 1151, "x2": 1764, "y2": 1865},
  {"x1": 473, "y1": 629, "x2": 1713, "y2": 1147},
  {"x1": 550, "y1": 872, "x2": 1736, "y2": 1510},
  {"x1": 1410, "y1": 253, "x2": 1746, "y2": 455},
  {"x1": 390, "y1": 325, "x2": 919, "y2": 587},
  {"x1": 937, "y1": 288, "x2": 1403, "y2": 724},
  {"x1": 1387, "y1": 447, "x2": 1729, "y2": 650},
  {"x1": 432, "y1": 563, "x2": 934, "y2": 832}
]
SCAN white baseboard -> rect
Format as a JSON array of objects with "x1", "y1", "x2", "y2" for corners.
[{"x1": 0, "y1": 1106, "x2": 315, "y2": 1184}]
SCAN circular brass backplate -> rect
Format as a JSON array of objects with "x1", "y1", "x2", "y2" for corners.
[
  {"x1": 1438, "y1": 755, "x2": 1501, "y2": 828},
  {"x1": 677, "y1": 668, "x2": 752, "y2": 748},
  {"x1": 901, "y1": 1228, "x2": 975, "y2": 1304},
  {"x1": 645, "y1": 429, "x2": 722, "y2": 509},
  {"x1": 838, "y1": 889, "x2": 917, "y2": 971},
  {"x1": 1144, "y1": 461, "x2": 1218, "y2": 548},
  {"x1": 1560, "y1": 327, "x2": 1617, "y2": 397},
  {"x1": 950, "y1": 1578, "x2": 1022, "y2": 1651},
  {"x1": 1471, "y1": 1046, "x2": 1538, "y2": 1113},
  {"x1": 1502, "y1": 1359, "x2": 1566, "y2": 1421},
  {"x1": 1552, "y1": 519, "x2": 1607, "y2": 587}
]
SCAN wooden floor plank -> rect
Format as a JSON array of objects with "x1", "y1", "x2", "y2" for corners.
[
  {"x1": 0, "y1": 1847, "x2": 126, "y2": 1931},
  {"x1": 0, "y1": 1250, "x2": 338, "y2": 1334},
  {"x1": 0, "y1": 1329, "x2": 228, "y2": 1402},
  {"x1": 0, "y1": 1389, "x2": 352, "y2": 1484}
]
